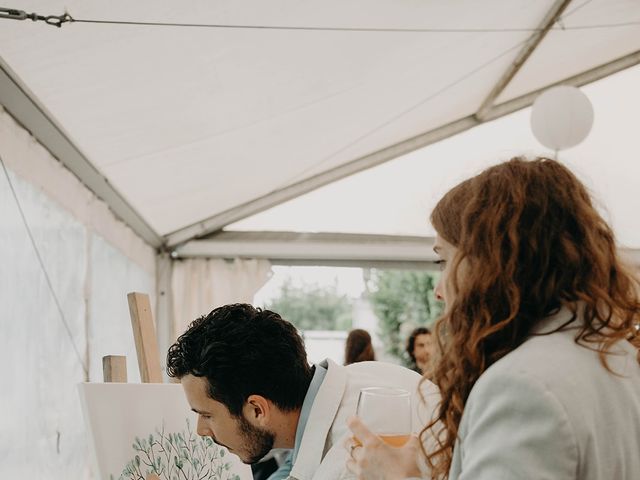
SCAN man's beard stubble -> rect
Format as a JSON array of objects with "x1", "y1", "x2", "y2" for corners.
[{"x1": 237, "y1": 415, "x2": 275, "y2": 464}]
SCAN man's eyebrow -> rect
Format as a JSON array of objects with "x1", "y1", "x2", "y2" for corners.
[
  {"x1": 433, "y1": 245, "x2": 441, "y2": 253},
  {"x1": 191, "y1": 408, "x2": 210, "y2": 415}
]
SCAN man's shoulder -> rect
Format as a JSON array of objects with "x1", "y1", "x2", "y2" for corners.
[
  {"x1": 319, "y1": 358, "x2": 433, "y2": 414},
  {"x1": 321, "y1": 358, "x2": 421, "y2": 380},
  {"x1": 344, "y1": 359, "x2": 421, "y2": 375},
  {"x1": 339, "y1": 360, "x2": 423, "y2": 393}
]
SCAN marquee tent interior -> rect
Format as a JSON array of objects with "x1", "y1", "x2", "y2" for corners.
[{"x1": 1, "y1": 1, "x2": 640, "y2": 478}]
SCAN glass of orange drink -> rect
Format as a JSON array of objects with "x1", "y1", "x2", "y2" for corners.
[{"x1": 356, "y1": 387, "x2": 411, "y2": 447}]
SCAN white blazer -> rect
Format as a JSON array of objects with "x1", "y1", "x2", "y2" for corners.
[
  {"x1": 449, "y1": 308, "x2": 640, "y2": 480},
  {"x1": 288, "y1": 359, "x2": 440, "y2": 480}
]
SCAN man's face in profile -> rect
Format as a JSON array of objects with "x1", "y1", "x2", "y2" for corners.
[{"x1": 181, "y1": 374, "x2": 274, "y2": 464}]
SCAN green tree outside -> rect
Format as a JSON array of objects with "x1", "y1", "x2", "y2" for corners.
[
  {"x1": 264, "y1": 278, "x2": 353, "y2": 331},
  {"x1": 366, "y1": 269, "x2": 443, "y2": 364}
]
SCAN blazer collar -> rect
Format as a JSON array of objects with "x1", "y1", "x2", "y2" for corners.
[
  {"x1": 289, "y1": 359, "x2": 347, "y2": 480},
  {"x1": 530, "y1": 303, "x2": 582, "y2": 335}
]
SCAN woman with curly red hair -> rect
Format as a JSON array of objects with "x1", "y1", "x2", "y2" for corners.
[{"x1": 347, "y1": 157, "x2": 640, "y2": 479}]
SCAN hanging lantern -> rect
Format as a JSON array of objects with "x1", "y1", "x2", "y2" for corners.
[{"x1": 530, "y1": 85, "x2": 594, "y2": 151}]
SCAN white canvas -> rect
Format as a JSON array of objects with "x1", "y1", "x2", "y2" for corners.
[{"x1": 78, "y1": 383, "x2": 253, "y2": 480}]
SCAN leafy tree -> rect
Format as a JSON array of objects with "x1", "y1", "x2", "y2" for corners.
[
  {"x1": 264, "y1": 278, "x2": 353, "y2": 331},
  {"x1": 366, "y1": 269, "x2": 442, "y2": 363}
]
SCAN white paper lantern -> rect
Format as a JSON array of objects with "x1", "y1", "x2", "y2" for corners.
[{"x1": 530, "y1": 85, "x2": 594, "y2": 151}]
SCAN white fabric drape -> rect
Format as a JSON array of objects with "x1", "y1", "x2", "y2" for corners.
[{"x1": 171, "y1": 258, "x2": 272, "y2": 338}]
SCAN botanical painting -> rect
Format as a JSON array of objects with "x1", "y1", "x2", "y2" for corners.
[{"x1": 79, "y1": 383, "x2": 252, "y2": 480}]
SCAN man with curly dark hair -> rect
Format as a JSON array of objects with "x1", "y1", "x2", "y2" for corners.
[
  {"x1": 406, "y1": 327, "x2": 433, "y2": 374},
  {"x1": 167, "y1": 303, "x2": 436, "y2": 480}
]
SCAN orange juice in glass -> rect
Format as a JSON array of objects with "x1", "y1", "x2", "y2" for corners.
[{"x1": 356, "y1": 387, "x2": 411, "y2": 447}]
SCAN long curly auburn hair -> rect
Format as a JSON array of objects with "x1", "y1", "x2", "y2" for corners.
[{"x1": 420, "y1": 157, "x2": 640, "y2": 478}]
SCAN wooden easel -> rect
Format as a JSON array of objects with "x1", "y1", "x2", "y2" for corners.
[
  {"x1": 103, "y1": 292, "x2": 163, "y2": 383},
  {"x1": 100, "y1": 292, "x2": 164, "y2": 480}
]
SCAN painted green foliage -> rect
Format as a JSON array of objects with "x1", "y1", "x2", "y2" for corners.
[{"x1": 110, "y1": 419, "x2": 240, "y2": 480}]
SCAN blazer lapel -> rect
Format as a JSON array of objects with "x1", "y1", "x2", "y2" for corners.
[{"x1": 289, "y1": 359, "x2": 347, "y2": 480}]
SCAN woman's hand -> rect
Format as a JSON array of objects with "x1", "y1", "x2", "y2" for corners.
[{"x1": 345, "y1": 416, "x2": 423, "y2": 480}]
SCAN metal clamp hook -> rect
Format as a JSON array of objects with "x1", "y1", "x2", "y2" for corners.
[
  {"x1": 44, "y1": 13, "x2": 73, "y2": 27},
  {"x1": 0, "y1": 7, "x2": 73, "y2": 27},
  {"x1": 0, "y1": 7, "x2": 27, "y2": 20}
]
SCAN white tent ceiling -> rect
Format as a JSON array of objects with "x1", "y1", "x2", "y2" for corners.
[
  {"x1": 227, "y1": 65, "x2": 640, "y2": 243},
  {"x1": 1, "y1": 0, "x2": 639, "y2": 250}
]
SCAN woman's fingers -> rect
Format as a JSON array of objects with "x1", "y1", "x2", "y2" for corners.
[
  {"x1": 344, "y1": 419, "x2": 422, "y2": 480},
  {"x1": 347, "y1": 415, "x2": 380, "y2": 446}
]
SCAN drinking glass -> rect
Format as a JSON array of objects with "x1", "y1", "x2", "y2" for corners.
[{"x1": 356, "y1": 387, "x2": 412, "y2": 447}]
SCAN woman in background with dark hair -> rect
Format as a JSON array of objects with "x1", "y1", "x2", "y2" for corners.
[
  {"x1": 347, "y1": 157, "x2": 640, "y2": 479},
  {"x1": 344, "y1": 328, "x2": 376, "y2": 365}
]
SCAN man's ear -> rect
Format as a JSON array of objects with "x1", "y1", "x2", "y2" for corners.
[{"x1": 243, "y1": 395, "x2": 271, "y2": 426}]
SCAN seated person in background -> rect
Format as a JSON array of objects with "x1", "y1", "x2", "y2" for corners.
[
  {"x1": 344, "y1": 328, "x2": 376, "y2": 365},
  {"x1": 167, "y1": 304, "x2": 439, "y2": 480},
  {"x1": 347, "y1": 157, "x2": 640, "y2": 479},
  {"x1": 406, "y1": 327, "x2": 433, "y2": 374}
]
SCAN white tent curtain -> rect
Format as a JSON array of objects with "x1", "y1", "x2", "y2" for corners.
[{"x1": 171, "y1": 258, "x2": 272, "y2": 338}]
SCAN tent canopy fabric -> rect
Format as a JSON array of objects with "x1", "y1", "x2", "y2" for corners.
[
  {"x1": 1, "y1": 0, "x2": 639, "y2": 248},
  {"x1": 225, "y1": 64, "x2": 640, "y2": 250}
]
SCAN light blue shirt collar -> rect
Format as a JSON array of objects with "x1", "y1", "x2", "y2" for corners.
[
  {"x1": 266, "y1": 363, "x2": 328, "y2": 480},
  {"x1": 293, "y1": 364, "x2": 328, "y2": 463}
]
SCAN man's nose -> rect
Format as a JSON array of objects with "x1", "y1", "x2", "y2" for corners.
[{"x1": 197, "y1": 416, "x2": 212, "y2": 437}]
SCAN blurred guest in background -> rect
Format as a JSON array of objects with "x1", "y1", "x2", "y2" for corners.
[
  {"x1": 344, "y1": 328, "x2": 376, "y2": 365},
  {"x1": 406, "y1": 327, "x2": 433, "y2": 374}
]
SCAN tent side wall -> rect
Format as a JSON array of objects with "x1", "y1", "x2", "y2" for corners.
[{"x1": 0, "y1": 107, "x2": 157, "y2": 479}]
